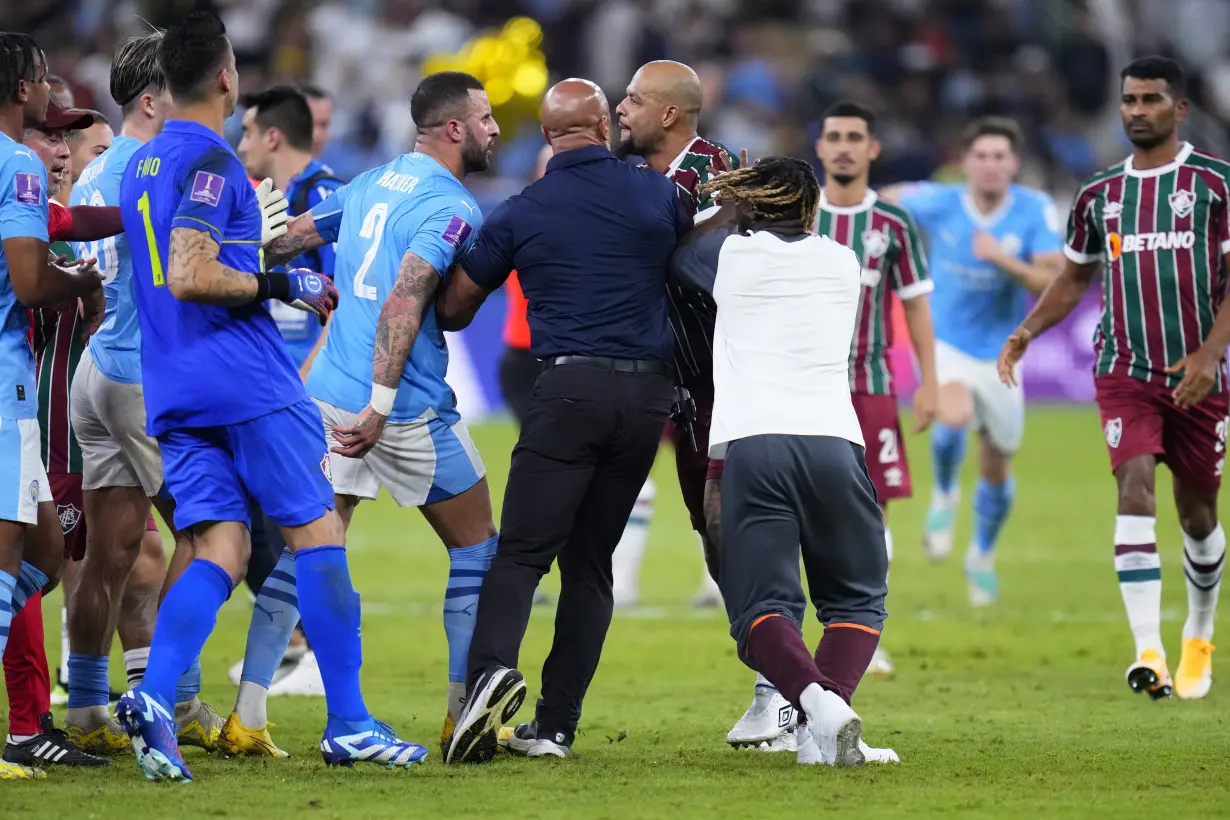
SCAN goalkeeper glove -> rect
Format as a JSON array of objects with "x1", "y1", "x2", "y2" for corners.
[
  {"x1": 256, "y1": 268, "x2": 339, "y2": 325},
  {"x1": 255, "y1": 177, "x2": 290, "y2": 246}
]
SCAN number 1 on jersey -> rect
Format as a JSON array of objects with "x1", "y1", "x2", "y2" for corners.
[
  {"x1": 136, "y1": 190, "x2": 165, "y2": 287},
  {"x1": 354, "y1": 203, "x2": 389, "y2": 300}
]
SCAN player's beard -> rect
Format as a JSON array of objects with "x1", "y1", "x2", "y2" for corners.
[
  {"x1": 613, "y1": 129, "x2": 652, "y2": 159},
  {"x1": 461, "y1": 127, "x2": 491, "y2": 175},
  {"x1": 1126, "y1": 124, "x2": 1172, "y2": 151},
  {"x1": 829, "y1": 172, "x2": 857, "y2": 186}
]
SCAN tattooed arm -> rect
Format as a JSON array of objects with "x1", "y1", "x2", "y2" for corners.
[
  {"x1": 165, "y1": 227, "x2": 259, "y2": 305},
  {"x1": 330, "y1": 251, "x2": 441, "y2": 458},
  {"x1": 264, "y1": 212, "x2": 328, "y2": 268}
]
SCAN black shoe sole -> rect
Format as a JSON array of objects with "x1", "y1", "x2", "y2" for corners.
[
  {"x1": 1127, "y1": 666, "x2": 1173, "y2": 700},
  {"x1": 446, "y1": 669, "x2": 526, "y2": 765}
]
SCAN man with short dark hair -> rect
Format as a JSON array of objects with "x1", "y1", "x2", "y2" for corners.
[
  {"x1": 263, "y1": 69, "x2": 502, "y2": 758},
  {"x1": 296, "y1": 82, "x2": 332, "y2": 158},
  {"x1": 1001, "y1": 55, "x2": 1230, "y2": 702}
]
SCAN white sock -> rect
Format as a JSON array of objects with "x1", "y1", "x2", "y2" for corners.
[
  {"x1": 931, "y1": 486, "x2": 958, "y2": 509},
  {"x1": 235, "y1": 681, "x2": 269, "y2": 728},
  {"x1": 124, "y1": 647, "x2": 150, "y2": 689},
  {"x1": 6, "y1": 734, "x2": 34, "y2": 744},
  {"x1": 60, "y1": 605, "x2": 69, "y2": 686},
  {"x1": 1114, "y1": 515, "x2": 1164, "y2": 658},
  {"x1": 448, "y1": 681, "x2": 466, "y2": 724},
  {"x1": 1182, "y1": 523, "x2": 1225, "y2": 642},
  {"x1": 611, "y1": 478, "x2": 655, "y2": 601}
]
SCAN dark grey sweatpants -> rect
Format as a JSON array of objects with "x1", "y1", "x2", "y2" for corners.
[{"x1": 719, "y1": 434, "x2": 888, "y2": 665}]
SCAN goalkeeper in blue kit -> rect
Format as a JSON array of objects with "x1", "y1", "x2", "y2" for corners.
[{"x1": 114, "y1": 11, "x2": 427, "y2": 781}]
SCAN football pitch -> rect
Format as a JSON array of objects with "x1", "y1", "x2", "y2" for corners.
[{"x1": 5, "y1": 408, "x2": 1229, "y2": 818}]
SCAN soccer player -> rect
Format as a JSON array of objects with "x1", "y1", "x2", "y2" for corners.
[
  {"x1": 66, "y1": 110, "x2": 112, "y2": 189},
  {"x1": 611, "y1": 60, "x2": 728, "y2": 606},
  {"x1": 114, "y1": 11, "x2": 422, "y2": 781},
  {"x1": 66, "y1": 31, "x2": 226, "y2": 755},
  {"x1": 1000, "y1": 56, "x2": 1229, "y2": 701},
  {"x1": 0, "y1": 31, "x2": 104, "y2": 782},
  {"x1": 231, "y1": 84, "x2": 342, "y2": 698},
  {"x1": 813, "y1": 101, "x2": 938, "y2": 677},
  {"x1": 889, "y1": 117, "x2": 1062, "y2": 605},
  {"x1": 297, "y1": 82, "x2": 333, "y2": 159},
  {"x1": 260, "y1": 70, "x2": 500, "y2": 756}
]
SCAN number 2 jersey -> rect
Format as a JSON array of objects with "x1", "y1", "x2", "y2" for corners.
[
  {"x1": 306, "y1": 152, "x2": 481, "y2": 426},
  {"x1": 119, "y1": 120, "x2": 304, "y2": 435},
  {"x1": 1065, "y1": 142, "x2": 1230, "y2": 391},
  {"x1": 814, "y1": 190, "x2": 932, "y2": 396}
]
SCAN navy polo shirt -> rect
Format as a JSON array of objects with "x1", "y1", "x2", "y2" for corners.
[{"x1": 462, "y1": 144, "x2": 689, "y2": 362}]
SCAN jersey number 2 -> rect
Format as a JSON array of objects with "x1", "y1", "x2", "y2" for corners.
[
  {"x1": 80, "y1": 189, "x2": 119, "y2": 285},
  {"x1": 353, "y1": 203, "x2": 388, "y2": 300}
]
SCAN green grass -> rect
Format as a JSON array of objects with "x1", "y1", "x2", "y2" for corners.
[{"x1": 5, "y1": 408, "x2": 1230, "y2": 818}]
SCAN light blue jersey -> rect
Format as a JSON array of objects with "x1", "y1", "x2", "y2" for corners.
[
  {"x1": 901, "y1": 182, "x2": 1062, "y2": 361},
  {"x1": 74, "y1": 136, "x2": 143, "y2": 384},
  {"x1": 0, "y1": 133, "x2": 50, "y2": 419},
  {"x1": 307, "y1": 153, "x2": 482, "y2": 425}
]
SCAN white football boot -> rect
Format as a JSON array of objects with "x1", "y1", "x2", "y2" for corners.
[
  {"x1": 923, "y1": 488, "x2": 958, "y2": 562},
  {"x1": 726, "y1": 676, "x2": 798, "y2": 751},
  {"x1": 799, "y1": 684, "x2": 864, "y2": 767},
  {"x1": 268, "y1": 650, "x2": 324, "y2": 696}
]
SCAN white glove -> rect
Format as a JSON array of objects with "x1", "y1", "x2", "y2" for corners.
[{"x1": 255, "y1": 177, "x2": 290, "y2": 246}]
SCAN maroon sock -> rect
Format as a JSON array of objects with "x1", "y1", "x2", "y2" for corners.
[
  {"x1": 744, "y1": 614, "x2": 823, "y2": 712},
  {"x1": 813, "y1": 624, "x2": 881, "y2": 704}
]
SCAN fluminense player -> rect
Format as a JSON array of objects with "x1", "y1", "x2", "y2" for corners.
[
  {"x1": 814, "y1": 101, "x2": 937, "y2": 677},
  {"x1": 1000, "y1": 56, "x2": 1228, "y2": 701},
  {"x1": 65, "y1": 31, "x2": 229, "y2": 755},
  {"x1": 888, "y1": 117, "x2": 1062, "y2": 606},
  {"x1": 114, "y1": 11, "x2": 423, "y2": 781},
  {"x1": 0, "y1": 31, "x2": 104, "y2": 782},
  {"x1": 256, "y1": 70, "x2": 501, "y2": 757}
]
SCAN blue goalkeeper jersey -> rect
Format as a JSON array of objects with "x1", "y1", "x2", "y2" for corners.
[
  {"x1": 306, "y1": 152, "x2": 481, "y2": 425},
  {"x1": 900, "y1": 182, "x2": 1063, "y2": 361},
  {"x1": 119, "y1": 119, "x2": 305, "y2": 435}
]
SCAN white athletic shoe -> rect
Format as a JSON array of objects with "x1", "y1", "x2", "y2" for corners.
[
  {"x1": 267, "y1": 651, "x2": 324, "y2": 696},
  {"x1": 798, "y1": 726, "x2": 895, "y2": 764},
  {"x1": 228, "y1": 643, "x2": 307, "y2": 687},
  {"x1": 867, "y1": 647, "x2": 894, "y2": 676},
  {"x1": 964, "y1": 548, "x2": 999, "y2": 608},
  {"x1": 800, "y1": 686, "x2": 864, "y2": 767},
  {"x1": 923, "y1": 489, "x2": 957, "y2": 562},
  {"x1": 727, "y1": 681, "x2": 797, "y2": 749}
]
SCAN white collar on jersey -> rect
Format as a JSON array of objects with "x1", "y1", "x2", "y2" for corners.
[
  {"x1": 666, "y1": 136, "x2": 702, "y2": 177},
  {"x1": 1124, "y1": 141, "x2": 1194, "y2": 178},
  {"x1": 961, "y1": 186, "x2": 1014, "y2": 230},
  {"x1": 819, "y1": 188, "x2": 877, "y2": 214}
]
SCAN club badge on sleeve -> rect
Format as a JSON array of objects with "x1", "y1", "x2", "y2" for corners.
[{"x1": 190, "y1": 171, "x2": 225, "y2": 206}]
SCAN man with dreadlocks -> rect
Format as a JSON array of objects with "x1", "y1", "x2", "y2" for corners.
[
  {"x1": 671, "y1": 157, "x2": 899, "y2": 767},
  {"x1": 0, "y1": 30, "x2": 104, "y2": 781}
]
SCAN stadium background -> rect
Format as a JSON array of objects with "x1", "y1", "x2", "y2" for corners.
[
  {"x1": 4, "y1": 3, "x2": 1230, "y2": 816},
  {"x1": 11, "y1": 0, "x2": 1230, "y2": 414}
]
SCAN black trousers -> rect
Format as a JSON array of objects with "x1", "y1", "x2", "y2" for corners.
[
  {"x1": 246, "y1": 499, "x2": 288, "y2": 594},
  {"x1": 467, "y1": 358, "x2": 672, "y2": 739},
  {"x1": 719, "y1": 434, "x2": 888, "y2": 666},
  {"x1": 498, "y1": 346, "x2": 541, "y2": 428}
]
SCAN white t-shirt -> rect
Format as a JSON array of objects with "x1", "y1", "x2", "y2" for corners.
[{"x1": 704, "y1": 230, "x2": 864, "y2": 458}]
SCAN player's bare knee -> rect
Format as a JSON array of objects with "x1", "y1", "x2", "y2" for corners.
[
  {"x1": 283, "y1": 508, "x2": 347, "y2": 552},
  {"x1": 1115, "y1": 458, "x2": 1156, "y2": 516},
  {"x1": 937, "y1": 383, "x2": 974, "y2": 429}
]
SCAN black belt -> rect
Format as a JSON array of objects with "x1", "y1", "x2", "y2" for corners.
[{"x1": 543, "y1": 355, "x2": 671, "y2": 376}]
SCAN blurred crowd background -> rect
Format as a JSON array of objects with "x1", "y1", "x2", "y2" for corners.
[{"x1": 7, "y1": 0, "x2": 1230, "y2": 213}]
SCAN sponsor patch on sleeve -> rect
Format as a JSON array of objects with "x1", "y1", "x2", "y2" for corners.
[
  {"x1": 189, "y1": 171, "x2": 225, "y2": 206},
  {"x1": 441, "y1": 215, "x2": 472, "y2": 248},
  {"x1": 14, "y1": 172, "x2": 42, "y2": 205}
]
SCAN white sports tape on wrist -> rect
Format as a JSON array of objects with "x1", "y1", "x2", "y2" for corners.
[{"x1": 370, "y1": 384, "x2": 397, "y2": 416}]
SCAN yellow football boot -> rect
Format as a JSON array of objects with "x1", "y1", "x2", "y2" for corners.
[
  {"x1": 1126, "y1": 648, "x2": 1174, "y2": 700},
  {"x1": 0, "y1": 760, "x2": 45, "y2": 780},
  {"x1": 65, "y1": 716, "x2": 132, "y2": 756},
  {"x1": 1175, "y1": 638, "x2": 1215, "y2": 700},
  {"x1": 175, "y1": 699, "x2": 225, "y2": 751},
  {"x1": 440, "y1": 715, "x2": 456, "y2": 758},
  {"x1": 218, "y1": 712, "x2": 289, "y2": 758}
]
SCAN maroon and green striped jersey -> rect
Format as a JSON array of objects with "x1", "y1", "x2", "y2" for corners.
[
  {"x1": 815, "y1": 191, "x2": 932, "y2": 395},
  {"x1": 1065, "y1": 143, "x2": 1230, "y2": 391},
  {"x1": 33, "y1": 238, "x2": 85, "y2": 475},
  {"x1": 660, "y1": 136, "x2": 738, "y2": 384}
]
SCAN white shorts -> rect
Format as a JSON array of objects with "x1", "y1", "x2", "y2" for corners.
[
  {"x1": 0, "y1": 418, "x2": 53, "y2": 525},
  {"x1": 70, "y1": 348, "x2": 164, "y2": 495},
  {"x1": 935, "y1": 340, "x2": 1024, "y2": 454},
  {"x1": 315, "y1": 399, "x2": 486, "y2": 507}
]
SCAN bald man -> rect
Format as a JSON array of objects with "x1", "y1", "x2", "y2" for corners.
[{"x1": 439, "y1": 79, "x2": 689, "y2": 764}]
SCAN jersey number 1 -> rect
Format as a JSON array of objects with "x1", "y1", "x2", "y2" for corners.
[
  {"x1": 353, "y1": 203, "x2": 389, "y2": 301},
  {"x1": 136, "y1": 190, "x2": 165, "y2": 287}
]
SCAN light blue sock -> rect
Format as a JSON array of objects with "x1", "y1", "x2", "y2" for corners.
[
  {"x1": 139, "y1": 559, "x2": 231, "y2": 713},
  {"x1": 444, "y1": 536, "x2": 497, "y2": 683},
  {"x1": 295, "y1": 545, "x2": 368, "y2": 723},
  {"x1": 11, "y1": 561, "x2": 47, "y2": 611},
  {"x1": 175, "y1": 656, "x2": 202, "y2": 704},
  {"x1": 67, "y1": 653, "x2": 110, "y2": 708},
  {"x1": 0, "y1": 570, "x2": 14, "y2": 660},
  {"x1": 973, "y1": 477, "x2": 1015, "y2": 555},
  {"x1": 241, "y1": 549, "x2": 300, "y2": 688},
  {"x1": 931, "y1": 424, "x2": 967, "y2": 496}
]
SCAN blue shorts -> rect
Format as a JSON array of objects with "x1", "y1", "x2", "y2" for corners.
[{"x1": 158, "y1": 398, "x2": 335, "y2": 531}]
